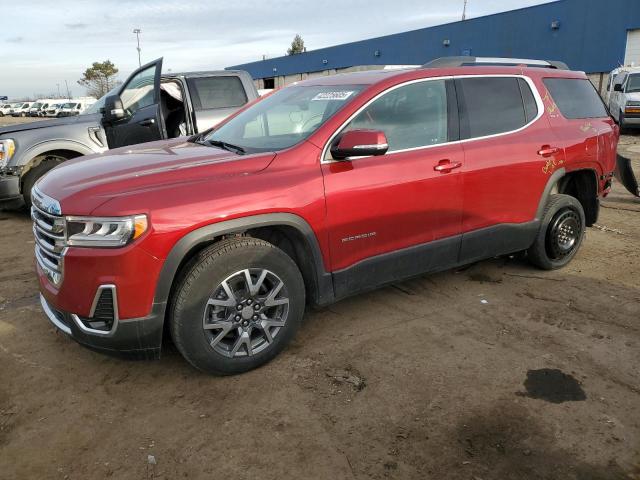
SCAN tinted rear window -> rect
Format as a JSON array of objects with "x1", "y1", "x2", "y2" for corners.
[
  {"x1": 457, "y1": 77, "x2": 527, "y2": 139},
  {"x1": 543, "y1": 78, "x2": 608, "y2": 119},
  {"x1": 187, "y1": 76, "x2": 248, "y2": 111}
]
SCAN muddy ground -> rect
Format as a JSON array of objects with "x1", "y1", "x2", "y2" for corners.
[{"x1": 0, "y1": 132, "x2": 638, "y2": 480}]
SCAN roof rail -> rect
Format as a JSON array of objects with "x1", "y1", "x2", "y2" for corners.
[{"x1": 422, "y1": 56, "x2": 569, "y2": 70}]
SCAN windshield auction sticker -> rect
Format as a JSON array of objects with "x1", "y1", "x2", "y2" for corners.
[{"x1": 311, "y1": 91, "x2": 355, "y2": 101}]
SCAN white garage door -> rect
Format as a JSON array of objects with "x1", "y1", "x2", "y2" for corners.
[{"x1": 625, "y1": 29, "x2": 640, "y2": 66}]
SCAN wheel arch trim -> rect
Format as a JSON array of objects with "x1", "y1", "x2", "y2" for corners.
[
  {"x1": 153, "y1": 213, "x2": 334, "y2": 310},
  {"x1": 18, "y1": 140, "x2": 96, "y2": 176},
  {"x1": 535, "y1": 167, "x2": 566, "y2": 220}
]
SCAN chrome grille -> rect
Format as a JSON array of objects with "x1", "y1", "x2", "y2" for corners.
[{"x1": 31, "y1": 188, "x2": 65, "y2": 286}]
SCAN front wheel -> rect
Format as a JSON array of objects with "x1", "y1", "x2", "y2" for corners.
[
  {"x1": 527, "y1": 194, "x2": 586, "y2": 270},
  {"x1": 21, "y1": 155, "x2": 67, "y2": 208},
  {"x1": 170, "y1": 237, "x2": 305, "y2": 375}
]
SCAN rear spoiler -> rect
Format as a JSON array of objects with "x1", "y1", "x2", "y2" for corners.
[{"x1": 423, "y1": 56, "x2": 570, "y2": 70}]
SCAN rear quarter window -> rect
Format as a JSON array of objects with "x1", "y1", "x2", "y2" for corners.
[
  {"x1": 187, "y1": 76, "x2": 248, "y2": 111},
  {"x1": 543, "y1": 78, "x2": 608, "y2": 119}
]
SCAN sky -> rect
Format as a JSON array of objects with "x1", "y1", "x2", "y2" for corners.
[{"x1": 0, "y1": 0, "x2": 554, "y2": 100}]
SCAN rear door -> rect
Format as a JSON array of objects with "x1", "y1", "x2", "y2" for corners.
[
  {"x1": 456, "y1": 75, "x2": 558, "y2": 262},
  {"x1": 103, "y1": 58, "x2": 164, "y2": 149},
  {"x1": 186, "y1": 75, "x2": 250, "y2": 132}
]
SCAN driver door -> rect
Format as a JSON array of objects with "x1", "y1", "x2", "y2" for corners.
[{"x1": 103, "y1": 58, "x2": 165, "y2": 149}]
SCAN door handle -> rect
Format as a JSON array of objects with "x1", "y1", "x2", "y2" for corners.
[
  {"x1": 537, "y1": 146, "x2": 560, "y2": 157},
  {"x1": 138, "y1": 118, "x2": 156, "y2": 127},
  {"x1": 434, "y1": 159, "x2": 462, "y2": 173}
]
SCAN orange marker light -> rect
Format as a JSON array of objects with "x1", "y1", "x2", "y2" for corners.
[{"x1": 133, "y1": 215, "x2": 148, "y2": 239}]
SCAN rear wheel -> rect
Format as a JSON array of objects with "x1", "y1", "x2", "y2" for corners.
[
  {"x1": 170, "y1": 237, "x2": 305, "y2": 375},
  {"x1": 527, "y1": 194, "x2": 585, "y2": 270},
  {"x1": 619, "y1": 111, "x2": 630, "y2": 135},
  {"x1": 21, "y1": 155, "x2": 67, "y2": 208}
]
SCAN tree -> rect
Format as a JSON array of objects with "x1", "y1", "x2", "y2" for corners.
[
  {"x1": 78, "y1": 60, "x2": 119, "y2": 98},
  {"x1": 287, "y1": 34, "x2": 305, "y2": 55}
]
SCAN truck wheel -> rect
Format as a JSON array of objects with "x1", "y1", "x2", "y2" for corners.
[
  {"x1": 619, "y1": 111, "x2": 627, "y2": 134},
  {"x1": 170, "y1": 237, "x2": 305, "y2": 375},
  {"x1": 21, "y1": 156, "x2": 66, "y2": 209},
  {"x1": 527, "y1": 194, "x2": 585, "y2": 270}
]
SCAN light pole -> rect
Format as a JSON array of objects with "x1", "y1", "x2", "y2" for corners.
[
  {"x1": 56, "y1": 83, "x2": 61, "y2": 98},
  {"x1": 133, "y1": 29, "x2": 142, "y2": 67},
  {"x1": 462, "y1": 0, "x2": 468, "y2": 20}
]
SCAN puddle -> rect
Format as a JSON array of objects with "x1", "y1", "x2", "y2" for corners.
[{"x1": 518, "y1": 369, "x2": 586, "y2": 403}]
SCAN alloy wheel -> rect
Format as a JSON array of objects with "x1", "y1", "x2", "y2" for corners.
[{"x1": 202, "y1": 268, "x2": 290, "y2": 358}]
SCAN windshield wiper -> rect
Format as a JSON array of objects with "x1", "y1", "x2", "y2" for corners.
[{"x1": 202, "y1": 139, "x2": 246, "y2": 155}]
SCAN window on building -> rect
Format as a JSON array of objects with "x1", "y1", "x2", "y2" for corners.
[
  {"x1": 457, "y1": 77, "x2": 528, "y2": 139},
  {"x1": 340, "y1": 79, "x2": 448, "y2": 153},
  {"x1": 543, "y1": 78, "x2": 608, "y2": 119},
  {"x1": 263, "y1": 78, "x2": 275, "y2": 89}
]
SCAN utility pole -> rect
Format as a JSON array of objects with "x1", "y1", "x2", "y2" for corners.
[
  {"x1": 462, "y1": 0, "x2": 468, "y2": 20},
  {"x1": 56, "y1": 83, "x2": 61, "y2": 98},
  {"x1": 64, "y1": 80, "x2": 71, "y2": 99},
  {"x1": 133, "y1": 29, "x2": 142, "y2": 67}
]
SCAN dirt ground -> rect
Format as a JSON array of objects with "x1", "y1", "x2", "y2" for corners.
[
  {"x1": 0, "y1": 116, "x2": 46, "y2": 127},
  {"x1": 0, "y1": 133, "x2": 639, "y2": 480}
]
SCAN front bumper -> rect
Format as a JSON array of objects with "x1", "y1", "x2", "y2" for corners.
[
  {"x1": 0, "y1": 173, "x2": 21, "y2": 202},
  {"x1": 40, "y1": 293, "x2": 165, "y2": 359}
]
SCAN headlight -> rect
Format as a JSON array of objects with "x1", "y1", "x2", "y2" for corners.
[
  {"x1": 0, "y1": 139, "x2": 16, "y2": 167},
  {"x1": 65, "y1": 215, "x2": 148, "y2": 248}
]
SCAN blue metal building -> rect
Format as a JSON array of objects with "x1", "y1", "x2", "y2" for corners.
[{"x1": 228, "y1": 0, "x2": 640, "y2": 87}]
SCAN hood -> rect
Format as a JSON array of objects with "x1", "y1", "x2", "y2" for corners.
[
  {"x1": 0, "y1": 113, "x2": 99, "y2": 135},
  {"x1": 37, "y1": 138, "x2": 276, "y2": 214},
  {"x1": 625, "y1": 92, "x2": 640, "y2": 102}
]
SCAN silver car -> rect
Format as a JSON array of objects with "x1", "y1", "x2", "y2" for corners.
[{"x1": 0, "y1": 58, "x2": 258, "y2": 207}]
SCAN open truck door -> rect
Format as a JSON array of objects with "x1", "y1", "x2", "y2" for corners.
[
  {"x1": 102, "y1": 58, "x2": 164, "y2": 149},
  {"x1": 615, "y1": 154, "x2": 640, "y2": 197}
]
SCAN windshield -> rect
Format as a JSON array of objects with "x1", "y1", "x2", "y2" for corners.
[
  {"x1": 32, "y1": 103, "x2": 42, "y2": 109},
  {"x1": 204, "y1": 84, "x2": 365, "y2": 153},
  {"x1": 62, "y1": 102, "x2": 77, "y2": 109},
  {"x1": 627, "y1": 74, "x2": 640, "y2": 93}
]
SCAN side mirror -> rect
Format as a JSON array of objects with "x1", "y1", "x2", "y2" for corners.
[
  {"x1": 102, "y1": 95, "x2": 125, "y2": 123},
  {"x1": 614, "y1": 83, "x2": 624, "y2": 92},
  {"x1": 331, "y1": 129, "x2": 389, "y2": 160}
]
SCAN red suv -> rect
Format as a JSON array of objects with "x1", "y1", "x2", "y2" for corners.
[{"x1": 32, "y1": 57, "x2": 619, "y2": 374}]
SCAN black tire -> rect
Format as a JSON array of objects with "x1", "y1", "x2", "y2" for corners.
[
  {"x1": 170, "y1": 237, "x2": 305, "y2": 375},
  {"x1": 527, "y1": 194, "x2": 586, "y2": 270},
  {"x1": 21, "y1": 156, "x2": 66, "y2": 209},
  {"x1": 619, "y1": 111, "x2": 628, "y2": 135}
]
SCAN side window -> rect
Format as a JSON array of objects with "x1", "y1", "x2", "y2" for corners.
[
  {"x1": 518, "y1": 78, "x2": 539, "y2": 123},
  {"x1": 543, "y1": 78, "x2": 608, "y2": 119},
  {"x1": 457, "y1": 77, "x2": 527, "y2": 139},
  {"x1": 340, "y1": 80, "x2": 448, "y2": 154},
  {"x1": 120, "y1": 64, "x2": 157, "y2": 115},
  {"x1": 187, "y1": 76, "x2": 248, "y2": 111}
]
